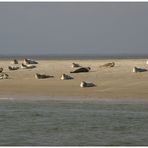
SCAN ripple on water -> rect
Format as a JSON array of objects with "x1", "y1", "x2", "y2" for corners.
[{"x1": 0, "y1": 97, "x2": 148, "y2": 146}]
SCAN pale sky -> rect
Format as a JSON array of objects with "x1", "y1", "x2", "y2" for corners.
[{"x1": 0, "y1": 2, "x2": 148, "y2": 56}]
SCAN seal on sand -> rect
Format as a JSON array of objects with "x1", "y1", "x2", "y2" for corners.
[
  {"x1": 100, "y1": 62, "x2": 115, "y2": 68},
  {"x1": 35, "y1": 73, "x2": 54, "y2": 79},
  {"x1": 23, "y1": 59, "x2": 38, "y2": 65},
  {"x1": 133, "y1": 67, "x2": 147, "y2": 73},
  {"x1": 70, "y1": 67, "x2": 91, "y2": 73},
  {"x1": 0, "y1": 73, "x2": 9, "y2": 79},
  {"x1": 80, "y1": 81, "x2": 96, "y2": 88},
  {"x1": 21, "y1": 63, "x2": 36, "y2": 69},
  {"x1": 8, "y1": 66, "x2": 19, "y2": 71},
  {"x1": 71, "y1": 63, "x2": 81, "y2": 68},
  {"x1": 61, "y1": 74, "x2": 73, "y2": 80}
]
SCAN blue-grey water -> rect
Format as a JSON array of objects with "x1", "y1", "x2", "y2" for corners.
[
  {"x1": 0, "y1": 98, "x2": 148, "y2": 146},
  {"x1": 0, "y1": 54, "x2": 148, "y2": 60}
]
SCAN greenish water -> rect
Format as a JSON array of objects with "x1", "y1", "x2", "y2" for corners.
[{"x1": 0, "y1": 98, "x2": 148, "y2": 146}]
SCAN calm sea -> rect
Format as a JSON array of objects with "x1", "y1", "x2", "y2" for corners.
[
  {"x1": 0, "y1": 54, "x2": 148, "y2": 60},
  {"x1": 0, "y1": 98, "x2": 148, "y2": 146}
]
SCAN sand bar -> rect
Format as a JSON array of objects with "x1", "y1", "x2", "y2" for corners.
[{"x1": 0, "y1": 59, "x2": 148, "y2": 100}]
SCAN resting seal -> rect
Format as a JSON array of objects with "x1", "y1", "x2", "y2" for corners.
[
  {"x1": 21, "y1": 63, "x2": 36, "y2": 69},
  {"x1": 0, "y1": 73, "x2": 9, "y2": 79},
  {"x1": 23, "y1": 59, "x2": 38, "y2": 65},
  {"x1": 35, "y1": 73, "x2": 54, "y2": 79},
  {"x1": 100, "y1": 62, "x2": 115, "y2": 68},
  {"x1": 80, "y1": 81, "x2": 96, "y2": 88},
  {"x1": 70, "y1": 67, "x2": 91, "y2": 73},
  {"x1": 8, "y1": 66, "x2": 19, "y2": 71},
  {"x1": 133, "y1": 67, "x2": 147, "y2": 73},
  {"x1": 61, "y1": 74, "x2": 73, "y2": 80},
  {"x1": 71, "y1": 63, "x2": 81, "y2": 68}
]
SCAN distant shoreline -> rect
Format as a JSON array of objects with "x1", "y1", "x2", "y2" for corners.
[{"x1": 0, "y1": 54, "x2": 148, "y2": 60}]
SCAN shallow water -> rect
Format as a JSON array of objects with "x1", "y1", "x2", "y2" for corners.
[{"x1": 0, "y1": 98, "x2": 148, "y2": 146}]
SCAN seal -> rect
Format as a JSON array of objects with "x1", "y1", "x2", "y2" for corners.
[
  {"x1": 8, "y1": 66, "x2": 19, "y2": 71},
  {"x1": 61, "y1": 74, "x2": 73, "y2": 80},
  {"x1": 100, "y1": 62, "x2": 115, "y2": 68},
  {"x1": 21, "y1": 63, "x2": 36, "y2": 69},
  {"x1": 80, "y1": 81, "x2": 96, "y2": 88},
  {"x1": 23, "y1": 59, "x2": 38, "y2": 65},
  {"x1": 70, "y1": 67, "x2": 91, "y2": 73},
  {"x1": 71, "y1": 63, "x2": 81, "y2": 68},
  {"x1": 133, "y1": 67, "x2": 147, "y2": 73},
  {"x1": 35, "y1": 73, "x2": 54, "y2": 79},
  {"x1": 0, "y1": 73, "x2": 9, "y2": 79}
]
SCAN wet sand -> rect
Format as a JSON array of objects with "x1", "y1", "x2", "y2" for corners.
[{"x1": 0, "y1": 59, "x2": 148, "y2": 100}]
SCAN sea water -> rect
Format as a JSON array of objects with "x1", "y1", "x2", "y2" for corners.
[{"x1": 0, "y1": 98, "x2": 148, "y2": 146}]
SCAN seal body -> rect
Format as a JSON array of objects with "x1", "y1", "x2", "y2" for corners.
[
  {"x1": 100, "y1": 62, "x2": 115, "y2": 68},
  {"x1": 133, "y1": 67, "x2": 147, "y2": 73},
  {"x1": 71, "y1": 63, "x2": 81, "y2": 68},
  {"x1": 80, "y1": 81, "x2": 95, "y2": 88},
  {"x1": 70, "y1": 67, "x2": 90, "y2": 73},
  {"x1": 61, "y1": 74, "x2": 73, "y2": 80},
  {"x1": 8, "y1": 66, "x2": 19, "y2": 70},
  {"x1": 0, "y1": 73, "x2": 9, "y2": 79},
  {"x1": 35, "y1": 73, "x2": 54, "y2": 79},
  {"x1": 23, "y1": 59, "x2": 38, "y2": 65},
  {"x1": 21, "y1": 63, "x2": 36, "y2": 69}
]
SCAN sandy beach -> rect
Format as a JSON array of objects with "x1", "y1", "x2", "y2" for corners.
[{"x1": 0, "y1": 59, "x2": 148, "y2": 100}]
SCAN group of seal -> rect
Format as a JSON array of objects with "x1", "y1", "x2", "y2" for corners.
[
  {"x1": 0, "y1": 59, "x2": 95, "y2": 87},
  {"x1": 8, "y1": 59, "x2": 38, "y2": 71},
  {"x1": 0, "y1": 58, "x2": 38, "y2": 79},
  {"x1": 2, "y1": 59, "x2": 148, "y2": 90},
  {"x1": 34, "y1": 61, "x2": 94, "y2": 87},
  {"x1": 100, "y1": 61, "x2": 148, "y2": 73},
  {"x1": 70, "y1": 65, "x2": 95, "y2": 87},
  {"x1": 21, "y1": 59, "x2": 38, "y2": 69}
]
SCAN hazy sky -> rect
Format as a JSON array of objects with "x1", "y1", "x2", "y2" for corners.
[{"x1": 0, "y1": 2, "x2": 148, "y2": 56}]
